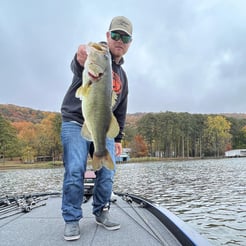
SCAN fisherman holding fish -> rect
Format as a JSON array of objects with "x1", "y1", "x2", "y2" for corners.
[{"x1": 61, "y1": 16, "x2": 133, "y2": 241}]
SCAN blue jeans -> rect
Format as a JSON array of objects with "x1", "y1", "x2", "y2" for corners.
[{"x1": 61, "y1": 121, "x2": 116, "y2": 222}]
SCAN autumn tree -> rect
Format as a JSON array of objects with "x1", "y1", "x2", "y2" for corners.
[
  {"x1": 50, "y1": 113, "x2": 62, "y2": 161},
  {"x1": 13, "y1": 121, "x2": 37, "y2": 145},
  {"x1": 22, "y1": 146, "x2": 36, "y2": 163},
  {"x1": 203, "y1": 115, "x2": 232, "y2": 157},
  {"x1": 36, "y1": 113, "x2": 62, "y2": 160},
  {"x1": 11, "y1": 113, "x2": 62, "y2": 162},
  {"x1": 12, "y1": 121, "x2": 38, "y2": 159},
  {"x1": 137, "y1": 113, "x2": 158, "y2": 155},
  {"x1": 129, "y1": 134, "x2": 148, "y2": 157},
  {"x1": 36, "y1": 115, "x2": 52, "y2": 156}
]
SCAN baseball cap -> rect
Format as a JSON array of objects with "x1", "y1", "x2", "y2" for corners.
[{"x1": 109, "y1": 16, "x2": 133, "y2": 36}]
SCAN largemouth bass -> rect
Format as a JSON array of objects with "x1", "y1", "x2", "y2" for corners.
[{"x1": 76, "y1": 42, "x2": 119, "y2": 171}]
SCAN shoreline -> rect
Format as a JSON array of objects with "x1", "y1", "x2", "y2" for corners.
[
  {"x1": 0, "y1": 161, "x2": 63, "y2": 170},
  {"x1": 0, "y1": 156, "x2": 224, "y2": 170}
]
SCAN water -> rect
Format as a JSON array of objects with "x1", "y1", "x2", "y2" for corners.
[{"x1": 0, "y1": 158, "x2": 245, "y2": 245}]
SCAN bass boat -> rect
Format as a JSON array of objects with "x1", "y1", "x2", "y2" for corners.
[{"x1": 0, "y1": 171, "x2": 212, "y2": 246}]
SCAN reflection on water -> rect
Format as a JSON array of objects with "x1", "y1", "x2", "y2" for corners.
[{"x1": 0, "y1": 158, "x2": 246, "y2": 245}]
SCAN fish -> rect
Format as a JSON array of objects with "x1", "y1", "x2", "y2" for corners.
[{"x1": 75, "y1": 42, "x2": 120, "y2": 171}]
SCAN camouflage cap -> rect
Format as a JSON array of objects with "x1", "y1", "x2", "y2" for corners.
[{"x1": 109, "y1": 16, "x2": 133, "y2": 36}]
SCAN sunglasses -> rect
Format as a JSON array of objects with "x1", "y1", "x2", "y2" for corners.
[{"x1": 110, "y1": 31, "x2": 132, "y2": 44}]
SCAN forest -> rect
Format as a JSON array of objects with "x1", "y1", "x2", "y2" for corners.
[{"x1": 0, "y1": 104, "x2": 246, "y2": 162}]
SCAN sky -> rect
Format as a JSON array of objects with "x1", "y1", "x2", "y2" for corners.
[{"x1": 0, "y1": 0, "x2": 246, "y2": 114}]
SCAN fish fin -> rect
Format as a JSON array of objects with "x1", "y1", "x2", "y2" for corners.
[
  {"x1": 107, "y1": 114, "x2": 120, "y2": 138},
  {"x1": 75, "y1": 86, "x2": 84, "y2": 99},
  {"x1": 92, "y1": 150, "x2": 114, "y2": 171},
  {"x1": 76, "y1": 83, "x2": 91, "y2": 99},
  {"x1": 81, "y1": 123, "x2": 92, "y2": 141},
  {"x1": 111, "y1": 91, "x2": 117, "y2": 108},
  {"x1": 91, "y1": 155, "x2": 102, "y2": 171}
]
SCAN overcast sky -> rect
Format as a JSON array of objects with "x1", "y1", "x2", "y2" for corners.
[{"x1": 1, "y1": 0, "x2": 245, "y2": 114}]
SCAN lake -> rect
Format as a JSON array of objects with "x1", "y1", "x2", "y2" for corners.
[{"x1": 0, "y1": 158, "x2": 245, "y2": 245}]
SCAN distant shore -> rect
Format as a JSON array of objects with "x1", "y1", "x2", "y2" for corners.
[
  {"x1": 0, "y1": 157, "x2": 208, "y2": 170},
  {"x1": 0, "y1": 160, "x2": 63, "y2": 170}
]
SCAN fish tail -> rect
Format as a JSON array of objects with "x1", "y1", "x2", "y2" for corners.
[{"x1": 92, "y1": 150, "x2": 114, "y2": 171}]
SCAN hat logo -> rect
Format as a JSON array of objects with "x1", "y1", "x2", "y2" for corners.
[{"x1": 119, "y1": 20, "x2": 129, "y2": 28}]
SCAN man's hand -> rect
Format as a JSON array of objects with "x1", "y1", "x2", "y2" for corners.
[
  {"x1": 77, "y1": 45, "x2": 87, "y2": 66},
  {"x1": 115, "y1": 142, "x2": 122, "y2": 156}
]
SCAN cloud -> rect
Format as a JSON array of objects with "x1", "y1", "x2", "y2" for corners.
[{"x1": 0, "y1": 0, "x2": 246, "y2": 113}]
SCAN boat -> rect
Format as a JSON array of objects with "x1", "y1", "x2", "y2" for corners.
[
  {"x1": 225, "y1": 149, "x2": 246, "y2": 157},
  {"x1": 0, "y1": 171, "x2": 212, "y2": 246}
]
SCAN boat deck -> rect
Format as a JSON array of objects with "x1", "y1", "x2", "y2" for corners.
[{"x1": 0, "y1": 194, "x2": 182, "y2": 246}]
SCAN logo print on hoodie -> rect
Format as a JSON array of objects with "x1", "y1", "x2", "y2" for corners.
[{"x1": 112, "y1": 72, "x2": 122, "y2": 94}]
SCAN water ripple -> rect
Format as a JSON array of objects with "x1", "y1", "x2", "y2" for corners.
[{"x1": 0, "y1": 158, "x2": 246, "y2": 245}]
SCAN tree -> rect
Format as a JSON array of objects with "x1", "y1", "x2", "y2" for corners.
[
  {"x1": 203, "y1": 115, "x2": 232, "y2": 156},
  {"x1": 36, "y1": 113, "x2": 62, "y2": 160},
  {"x1": 236, "y1": 125, "x2": 246, "y2": 149},
  {"x1": 189, "y1": 114, "x2": 206, "y2": 157},
  {"x1": 50, "y1": 113, "x2": 62, "y2": 161},
  {"x1": 122, "y1": 125, "x2": 136, "y2": 148},
  {"x1": 12, "y1": 121, "x2": 38, "y2": 158},
  {"x1": 227, "y1": 117, "x2": 246, "y2": 149},
  {"x1": 22, "y1": 146, "x2": 35, "y2": 163},
  {"x1": 137, "y1": 113, "x2": 158, "y2": 156},
  {"x1": 129, "y1": 134, "x2": 148, "y2": 157},
  {"x1": 0, "y1": 114, "x2": 20, "y2": 160}
]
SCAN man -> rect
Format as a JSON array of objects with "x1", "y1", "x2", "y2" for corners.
[{"x1": 60, "y1": 16, "x2": 133, "y2": 241}]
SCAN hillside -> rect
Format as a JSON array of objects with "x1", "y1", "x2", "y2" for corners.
[
  {"x1": 1, "y1": 104, "x2": 246, "y2": 126},
  {"x1": 222, "y1": 113, "x2": 246, "y2": 119},
  {"x1": 0, "y1": 104, "x2": 145, "y2": 126},
  {"x1": 0, "y1": 104, "x2": 56, "y2": 123}
]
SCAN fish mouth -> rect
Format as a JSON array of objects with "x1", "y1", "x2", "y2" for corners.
[
  {"x1": 88, "y1": 71, "x2": 103, "y2": 80},
  {"x1": 91, "y1": 43, "x2": 106, "y2": 51},
  {"x1": 87, "y1": 63, "x2": 104, "y2": 80}
]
